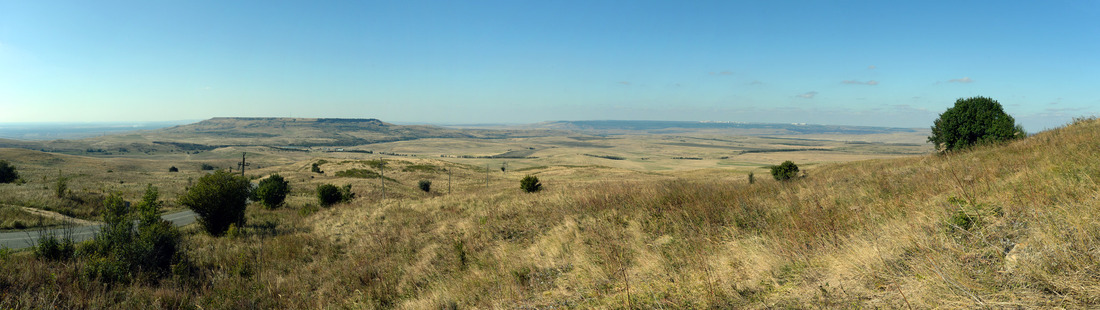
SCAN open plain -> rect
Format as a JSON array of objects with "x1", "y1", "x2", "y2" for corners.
[{"x1": 4, "y1": 117, "x2": 1100, "y2": 308}]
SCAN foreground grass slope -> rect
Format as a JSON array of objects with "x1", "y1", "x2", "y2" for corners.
[
  {"x1": 2, "y1": 118, "x2": 1098, "y2": 308},
  {"x1": 311, "y1": 118, "x2": 1099, "y2": 308}
]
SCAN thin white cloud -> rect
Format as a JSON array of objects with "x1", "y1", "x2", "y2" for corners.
[
  {"x1": 891, "y1": 104, "x2": 929, "y2": 113},
  {"x1": 841, "y1": 80, "x2": 879, "y2": 85},
  {"x1": 748, "y1": 80, "x2": 764, "y2": 85},
  {"x1": 796, "y1": 91, "x2": 818, "y2": 99},
  {"x1": 867, "y1": 65, "x2": 876, "y2": 70},
  {"x1": 948, "y1": 77, "x2": 973, "y2": 83},
  {"x1": 1045, "y1": 106, "x2": 1088, "y2": 112},
  {"x1": 709, "y1": 70, "x2": 733, "y2": 76}
]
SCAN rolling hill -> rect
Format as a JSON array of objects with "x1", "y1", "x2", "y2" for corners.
[{"x1": 2, "y1": 118, "x2": 1098, "y2": 308}]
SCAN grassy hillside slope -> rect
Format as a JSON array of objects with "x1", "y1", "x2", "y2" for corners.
[
  {"x1": 307, "y1": 117, "x2": 1099, "y2": 308},
  {"x1": 1, "y1": 118, "x2": 1098, "y2": 308}
]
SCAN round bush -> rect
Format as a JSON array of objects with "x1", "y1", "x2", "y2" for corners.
[
  {"x1": 770, "y1": 161, "x2": 799, "y2": 181},
  {"x1": 178, "y1": 170, "x2": 251, "y2": 236},
  {"x1": 520, "y1": 175, "x2": 542, "y2": 193},
  {"x1": 317, "y1": 184, "x2": 342, "y2": 207},
  {"x1": 418, "y1": 180, "x2": 431, "y2": 193},
  {"x1": 255, "y1": 174, "x2": 290, "y2": 209}
]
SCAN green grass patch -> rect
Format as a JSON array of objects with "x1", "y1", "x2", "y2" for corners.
[
  {"x1": 401, "y1": 164, "x2": 438, "y2": 172},
  {"x1": 513, "y1": 166, "x2": 548, "y2": 172},
  {"x1": 334, "y1": 168, "x2": 399, "y2": 183},
  {"x1": 0, "y1": 205, "x2": 65, "y2": 230}
]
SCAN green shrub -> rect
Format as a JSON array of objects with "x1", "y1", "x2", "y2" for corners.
[
  {"x1": 83, "y1": 256, "x2": 129, "y2": 283},
  {"x1": 928, "y1": 96, "x2": 1025, "y2": 152},
  {"x1": 770, "y1": 161, "x2": 799, "y2": 181},
  {"x1": 55, "y1": 173, "x2": 69, "y2": 198},
  {"x1": 168, "y1": 166, "x2": 179, "y2": 172},
  {"x1": 748, "y1": 172, "x2": 755, "y2": 184},
  {"x1": 254, "y1": 174, "x2": 290, "y2": 209},
  {"x1": 311, "y1": 162, "x2": 324, "y2": 174},
  {"x1": 131, "y1": 186, "x2": 181, "y2": 276},
  {"x1": 201, "y1": 163, "x2": 216, "y2": 171},
  {"x1": 335, "y1": 168, "x2": 380, "y2": 178},
  {"x1": 317, "y1": 184, "x2": 342, "y2": 207},
  {"x1": 418, "y1": 180, "x2": 431, "y2": 192},
  {"x1": 0, "y1": 160, "x2": 19, "y2": 183},
  {"x1": 949, "y1": 209, "x2": 979, "y2": 231},
  {"x1": 34, "y1": 232, "x2": 74, "y2": 261},
  {"x1": 179, "y1": 170, "x2": 251, "y2": 236},
  {"x1": 340, "y1": 184, "x2": 355, "y2": 201},
  {"x1": 83, "y1": 187, "x2": 182, "y2": 282},
  {"x1": 403, "y1": 164, "x2": 437, "y2": 172},
  {"x1": 520, "y1": 175, "x2": 542, "y2": 193},
  {"x1": 299, "y1": 203, "x2": 319, "y2": 217}
]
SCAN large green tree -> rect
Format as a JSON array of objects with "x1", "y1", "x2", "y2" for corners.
[
  {"x1": 928, "y1": 96, "x2": 1024, "y2": 152},
  {"x1": 179, "y1": 170, "x2": 251, "y2": 236}
]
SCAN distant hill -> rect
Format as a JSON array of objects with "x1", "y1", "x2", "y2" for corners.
[
  {"x1": 126, "y1": 117, "x2": 563, "y2": 147},
  {"x1": 0, "y1": 118, "x2": 928, "y2": 154},
  {"x1": 0, "y1": 121, "x2": 192, "y2": 140},
  {"x1": 0, "y1": 117, "x2": 564, "y2": 154},
  {"x1": 536, "y1": 120, "x2": 924, "y2": 135}
]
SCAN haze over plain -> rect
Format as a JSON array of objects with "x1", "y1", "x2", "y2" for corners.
[{"x1": 1, "y1": 1, "x2": 1097, "y2": 131}]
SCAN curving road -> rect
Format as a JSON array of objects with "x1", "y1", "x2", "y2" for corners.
[{"x1": 0, "y1": 210, "x2": 197, "y2": 250}]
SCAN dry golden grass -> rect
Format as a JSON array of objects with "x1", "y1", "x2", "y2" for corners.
[
  {"x1": 0, "y1": 204, "x2": 66, "y2": 230},
  {"x1": 2, "y1": 118, "x2": 1099, "y2": 308}
]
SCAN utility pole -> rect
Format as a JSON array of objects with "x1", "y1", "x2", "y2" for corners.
[{"x1": 236, "y1": 153, "x2": 250, "y2": 177}]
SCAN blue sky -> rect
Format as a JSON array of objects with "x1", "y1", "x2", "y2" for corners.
[{"x1": 1, "y1": 1, "x2": 1097, "y2": 130}]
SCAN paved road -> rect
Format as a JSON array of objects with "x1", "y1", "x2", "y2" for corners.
[{"x1": 0, "y1": 210, "x2": 197, "y2": 250}]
